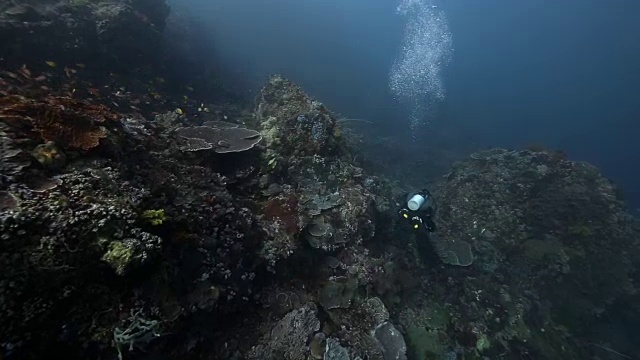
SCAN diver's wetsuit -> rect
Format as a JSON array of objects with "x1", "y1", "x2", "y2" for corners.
[{"x1": 397, "y1": 189, "x2": 440, "y2": 263}]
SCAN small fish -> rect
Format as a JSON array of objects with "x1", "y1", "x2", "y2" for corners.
[
  {"x1": 204, "y1": 107, "x2": 209, "y2": 112},
  {"x1": 175, "y1": 108, "x2": 184, "y2": 115},
  {"x1": 156, "y1": 77, "x2": 165, "y2": 83},
  {"x1": 76, "y1": 63, "x2": 85, "y2": 68},
  {"x1": 198, "y1": 108, "x2": 203, "y2": 112},
  {"x1": 186, "y1": 86, "x2": 194, "y2": 91},
  {"x1": 223, "y1": 115, "x2": 228, "y2": 120},
  {"x1": 64, "y1": 67, "x2": 75, "y2": 77},
  {"x1": 45, "y1": 61, "x2": 56, "y2": 67},
  {"x1": 182, "y1": 95, "x2": 188, "y2": 100},
  {"x1": 34, "y1": 75, "x2": 47, "y2": 82},
  {"x1": 18, "y1": 65, "x2": 31, "y2": 78}
]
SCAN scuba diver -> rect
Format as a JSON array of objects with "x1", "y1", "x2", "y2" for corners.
[
  {"x1": 397, "y1": 188, "x2": 474, "y2": 266},
  {"x1": 397, "y1": 188, "x2": 437, "y2": 233},
  {"x1": 396, "y1": 188, "x2": 440, "y2": 264}
]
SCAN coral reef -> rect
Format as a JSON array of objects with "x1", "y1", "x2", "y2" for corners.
[
  {"x1": 0, "y1": 94, "x2": 119, "y2": 150},
  {"x1": 403, "y1": 148, "x2": 640, "y2": 359},
  {"x1": 436, "y1": 149, "x2": 639, "y2": 324},
  {"x1": 255, "y1": 75, "x2": 375, "y2": 267},
  {"x1": 247, "y1": 302, "x2": 321, "y2": 360},
  {"x1": 0, "y1": 0, "x2": 170, "y2": 71},
  {"x1": 0, "y1": 165, "x2": 162, "y2": 352},
  {"x1": 0, "y1": 125, "x2": 30, "y2": 184},
  {"x1": 0, "y1": 34, "x2": 638, "y2": 360}
]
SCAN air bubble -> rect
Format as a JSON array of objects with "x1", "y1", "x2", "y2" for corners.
[{"x1": 389, "y1": 0, "x2": 453, "y2": 129}]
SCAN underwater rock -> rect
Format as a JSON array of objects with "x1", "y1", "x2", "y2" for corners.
[
  {"x1": 323, "y1": 297, "x2": 410, "y2": 360},
  {"x1": 430, "y1": 148, "x2": 640, "y2": 358},
  {"x1": 403, "y1": 326, "x2": 446, "y2": 360},
  {"x1": 0, "y1": 190, "x2": 18, "y2": 211},
  {"x1": 154, "y1": 111, "x2": 181, "y2": 131},
  {"x1": 255, "y1": 76, "x2": 376, "y2": 265},
  {"x1": 374, "y1": 322, "x2": 408, "y2": 360},
  {"x1": 0, "y1": 0, "x2": 170, "y2": 71},
  {"x1": 430, "y1": 233, "x2": 473, "y2": 267},
  {"x1": 324, "y1": 337, "x2": 350, "y2": 360},
  {"x1": 257, "y1": 75, "x2": 342, "y2": 157},
  {"x1": 398, "y1": 304, "x2": 451, "y2": 359},
  {"x1": 319, "y1": 276, "x2": 358, "y2": 310},
  {"x1": 247, "y1": 303, "x2": 321, "y2": 360},
  {"x1": 398, "y1": 304, "x2": 450, "y2": 332},
  {"x1": 438, "y1": 148, "x2": 639, "y2": 303},
  {"x1": 0, "y1": 133, "x2": 29, "y2": 183}
]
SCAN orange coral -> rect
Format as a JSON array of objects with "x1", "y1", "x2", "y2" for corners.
[{"x1": 0, "y1": 94, "x2": 118, "y2": 150}]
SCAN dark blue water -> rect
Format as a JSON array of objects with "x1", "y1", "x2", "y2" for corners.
[
  {"x1": 441, "y1": 0, "x2": 640, "y2": 209},
  {"x1": 170, "y1": 0, "x2": 640, "y2": 209}
]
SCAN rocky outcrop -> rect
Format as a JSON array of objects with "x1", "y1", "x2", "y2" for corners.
[
  {"x1": 398, "y1": 148, "x2": 640, "y2": 359},
  {"x1": 437, "y1": 148, "x2": 639, "y2": 322},
  {"x1": 0, "y1": 69, "x2": 405, "y2": 360},
  {"x1": 1, "y1": 56, "x2": 638, "y2": 360},
  {"x1": 255, "y1": 75, "x2": 377, "y2": 267},
  {"x1": 0, "y1": 0, "x2": 170, "y2": 71}
]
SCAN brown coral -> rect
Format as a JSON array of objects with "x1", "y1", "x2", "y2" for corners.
[
  {"x1": 0, "y1": 94, "x2": 119, "y2": 150},
  {"x1": 263, "y1": 194, "x2": 300, "y2": 235}
]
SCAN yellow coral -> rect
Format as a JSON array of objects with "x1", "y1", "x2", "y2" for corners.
[
  {"x1": 141, "y1": 209, "x2": 166, "y2": 225},
  {"x1": 102, "y1": 241, "x2": 134, "y2": 275},
  {"x1": 31, "y1": 141, "x2": 66, "y2": 168}
]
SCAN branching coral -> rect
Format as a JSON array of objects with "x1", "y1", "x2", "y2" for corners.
[
  {"x1": 113, "y1": 311, "x2": 161, "y2": 360},
  {"x1": 0, "y1": 94, "x2": 118, "y2": 150}
]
